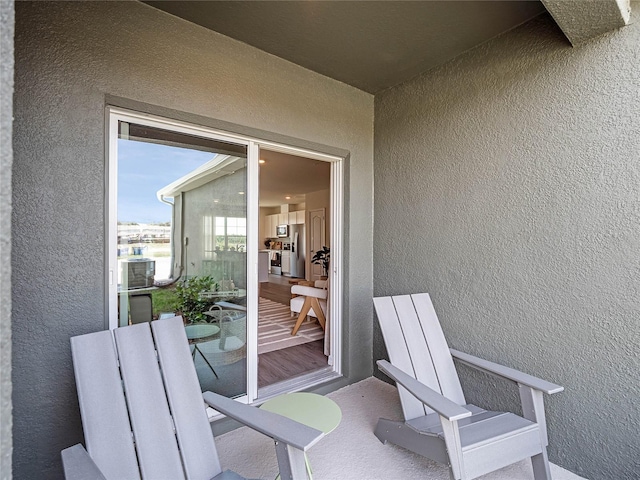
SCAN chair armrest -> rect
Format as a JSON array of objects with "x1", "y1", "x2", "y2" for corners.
[
  {"x1": 61, "y1": 444, "x2": 107, "y2": 480},
  {"x1": 290, "y1": 285, "x2": 328, "y2": 299},
  {"x1": 450, "y1": 349, "x2": 564, "y2": 395},
  {"x1": 377, "y1": 360, "x2": 472, "y2": 421},
  {"x1": 203, "y1": 391, "x2": 324, "y2": 452}
]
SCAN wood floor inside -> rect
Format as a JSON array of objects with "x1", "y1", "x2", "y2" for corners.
[
  {"x1": 258, "y1": 339, "x2": 326, "y2": 387},
  {"x1": 259, "y1": 280, "x2": 293, "y2": 305},
  {"x1": 258, "y1": 277, "x2": 328, "y2": 387}
]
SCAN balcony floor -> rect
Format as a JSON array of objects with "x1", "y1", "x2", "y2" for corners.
[{"x1": 215, "y1": 377, "x2": 584, "y2": 479}]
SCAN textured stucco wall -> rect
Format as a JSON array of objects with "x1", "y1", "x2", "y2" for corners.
[
  {"x1": 374, "y1": 9, "x2": 639, "y2": 480},
  {"x1": 1, "y1": 0, "x2": 14, "y2": 477},
  {"x1": 13, "y1": 1, "x2": 373, "y2": 477},
  {"x1": 182, "y1": 172, "x2": 247, "y2": 286}
]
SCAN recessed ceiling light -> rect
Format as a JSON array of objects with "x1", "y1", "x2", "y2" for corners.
[
  {"x1": 238, "y1": 191, "x2": 245, "y2": 195},
  {"x1": 213, "y1": 199, "x2": 219, "y2": 203},
  {"x1": 285, "y1": 196, "x2": 291, "y2": 200},
  {"x1": 258, "y1": 159, "x2": 266, "y2": 164}
]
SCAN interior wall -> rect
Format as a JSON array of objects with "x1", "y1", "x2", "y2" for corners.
[
  {"x1": 374, "y1": 9, "x2": 639, "y2": 480},
  {"x1": 12, "y1": 2, "x2": 373, "y2": 477},
  {"x1": 1, "y1": 0, "x2": 14, "y2": 476},
  {"x1": 258, "y1": 207, "x2": 268, "y2": 249},
  {"x1": 306, "y1": 189, "x2": 331, "y2": 241},
  {"x1": 305, "y1": 189, "x2": 331, "y2": 279}
]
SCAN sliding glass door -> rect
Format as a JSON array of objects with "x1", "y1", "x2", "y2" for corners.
[
  {"x1": 108, "y1": 109, "x2": 251, "y2": 399},
  {"x1": 108, "y1": 107, "x2": 342, "y2": 404}
]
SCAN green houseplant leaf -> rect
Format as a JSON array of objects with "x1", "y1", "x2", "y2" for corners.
[{"x1": 311, "y1": 246, "x2": 330, "y2": 277}]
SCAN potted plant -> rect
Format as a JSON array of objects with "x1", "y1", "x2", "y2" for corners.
[
  {"x1": 311, "y1": 246, "x2": 330, "y2": 279},
  {"x1": 174, "y1": 275, "x2": 218, "y2": 324}
]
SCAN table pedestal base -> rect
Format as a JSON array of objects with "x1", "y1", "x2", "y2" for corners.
[{"x1": 192, "y1": 344, "x2": 219, "y2": 379}]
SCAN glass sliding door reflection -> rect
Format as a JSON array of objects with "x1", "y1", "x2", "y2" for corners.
[{"x1": 116, "y1": 120, "x2": 247, "y2": 398}]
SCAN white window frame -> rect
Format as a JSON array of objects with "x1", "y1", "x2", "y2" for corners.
[{"x1": 106, "y1": 107, "x2": 343, "y2": 403}]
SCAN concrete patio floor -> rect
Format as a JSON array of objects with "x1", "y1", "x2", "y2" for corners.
[{"x1": 215, "y1": 377, "x2": 585, "y2": 480}]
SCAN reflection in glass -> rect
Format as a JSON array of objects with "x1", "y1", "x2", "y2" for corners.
[{"x1": 116, "y1": 121, "x2": 247, "y2": 398}]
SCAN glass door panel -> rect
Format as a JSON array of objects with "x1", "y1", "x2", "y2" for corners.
[
  {"x1": 115, "y1": 119, "x2": 248, "y2": 398},
  {"x1": 256, "y1": 148, "x2": 332, "y2": 394}
]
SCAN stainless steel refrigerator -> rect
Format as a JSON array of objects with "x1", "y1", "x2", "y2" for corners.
[{"x1": 288, "y1": 224, "x2": 306, "y2": 279}]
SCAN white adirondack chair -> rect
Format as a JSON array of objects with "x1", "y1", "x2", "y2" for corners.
[
  {"x1": 61, "y1": 316, "x2": 324, "y2": 480},
  {"x1": 374, "y1": 293, "x2": 563, "y2": 480}
]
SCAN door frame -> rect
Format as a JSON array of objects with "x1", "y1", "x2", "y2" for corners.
[{"x1": 107, "y1": 107, "x2": 343, "y2": 403}]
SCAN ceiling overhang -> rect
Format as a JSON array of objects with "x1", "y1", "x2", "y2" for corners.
[
  {"x1": 143, "y1": 1, "x2": 547, "y2": 94},
  {"x1": 542, "y1": 0, "x2": 631, "y2": 46},
  {"x1": 142, "y1": 1, "x2": 632, "y2": 93}
]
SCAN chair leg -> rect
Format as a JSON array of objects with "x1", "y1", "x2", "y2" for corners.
[
  {"x1": 309, "y1": 298, "x2": 326, "y2": 330},
  {"x1": 531, "y1": 449, "x2": 552, "y2": 480},
  {"x1": 519, "y1": 385, "x2": 551, "y2": 480},
  {"x1": 193, "y1": 344, "x2": 219, "y2": 379},
  {"x1": 440, "y1": 417, "x2": 465, "y2": 480},
  {"x1": 274, "y1": 441, "x2": 309, "y2": 480},
  {"x1": 292, "y1": 298, "x2": 313, "y2": 335}
]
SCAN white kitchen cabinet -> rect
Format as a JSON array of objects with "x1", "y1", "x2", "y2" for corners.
[
  {"x1": 264, "y1": 211, "x2": 305, "y2": 237},
  {"x1": 266, "y1": 214, "x2": 278, "y2": 237},
  {"x1": 262, "y1": 249, "x2": 272, "y2": 274},
  {"x1": 281, "y1": 251, "x2": 291, "y2": 274},
  {"x1": 284, "y1": 210, "x2": 306, "y2": 225}
]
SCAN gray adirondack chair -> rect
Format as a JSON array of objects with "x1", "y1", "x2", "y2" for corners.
[
  {"x1": 61, "y1": 316, "x2": 324, "y2": 480},
  {"x1": 374, "y1": 293, "x2": 563, "y2": 480}
]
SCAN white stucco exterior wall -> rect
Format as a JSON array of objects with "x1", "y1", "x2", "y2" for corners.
[
  {"x1": 374, "y1": 8, "x2": 639, "y2": 480},
  {"x1": 12, "y1": 2, "x2": 373, "y2": 477}
]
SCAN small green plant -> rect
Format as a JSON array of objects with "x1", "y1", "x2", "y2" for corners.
[
  {"x1": 311, "y1": 246, "x2": 330, "y2": 277},
  {"x1": 174, "y1": 275, "x2": 218, "y2": 323}
]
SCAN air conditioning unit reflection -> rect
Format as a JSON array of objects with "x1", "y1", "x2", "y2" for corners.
[{"x1": 124, "y1": 259, "x2": 155, "y2": 288}]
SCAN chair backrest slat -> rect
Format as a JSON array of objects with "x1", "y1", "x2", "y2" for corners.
[
  {"x1": 114, "y1": 323, "x2": 186, "y2": 479},
  {"x1": 412, "y1": 293, "x2": 465, "y2": 404},
  {"x1": 70, "y1": 331, "x2": 140, "y2": 479},
  {"x1": 374, "y1": 293, "x2": 466, "y2": 421},
  {"x1": 392, "y1": 295, "x2": 444, "y2": 395},
  {"x1": 152, "y1": 317, "x2": 223, "y2": 480},
  {"x1": 374, "y1": 296, "x2": 427, "y2": 420}
]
